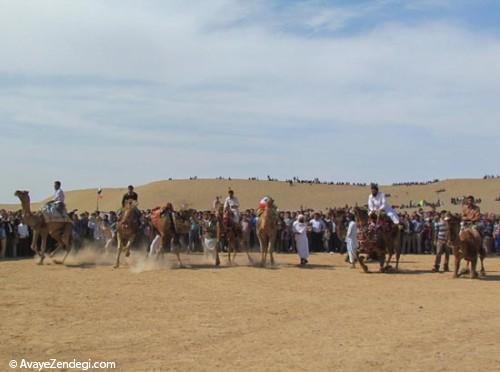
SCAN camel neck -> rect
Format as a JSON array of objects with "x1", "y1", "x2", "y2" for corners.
[{"x1": 20, "y1": 198, "x2": 32, "y2": 217}]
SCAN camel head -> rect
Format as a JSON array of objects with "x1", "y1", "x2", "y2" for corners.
[
  {"x1": 14, "y1": 190, "x2": 30, "y2": 202},
  {"x1": 267, "y1": 198, "x2": 275, "y2": 208}
]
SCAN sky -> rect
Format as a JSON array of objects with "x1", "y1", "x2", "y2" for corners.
[{"x1": 1, "y1": 0, "x2": 500, "y2": 203}]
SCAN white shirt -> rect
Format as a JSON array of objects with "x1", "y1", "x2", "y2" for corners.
[
  {"x1": 17, "y1": 223, "x2": 30, "y2": 239},
  {"x1": 224, "y1": 196, "x2": 240, "y2": 211},
  {"x1": 368, "y1": 192, "x2": 388, "y2": 212},
  {"x1": 54, "y1": 188, "x2": 65, "y2": 204},
  {"x1": 310, "y1": 219, "x2": 325, "y2": 233}
]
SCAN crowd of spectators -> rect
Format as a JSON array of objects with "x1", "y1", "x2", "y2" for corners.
[
  {"x1": 451, "y1": 196, "x2": 482, "y2": 205},
  {"x1": 2, "y1": 204, "x2": 500, "y2": 260},
  {"x1": 392, "y1": 179, "x2": 440, "y2": 186}
]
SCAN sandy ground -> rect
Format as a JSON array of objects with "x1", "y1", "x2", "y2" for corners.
[{"x1": 1, "y1": 250, "x2": 500, "y2": 372}]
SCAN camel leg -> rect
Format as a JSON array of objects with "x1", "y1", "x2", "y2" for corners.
[
  {"x1": 38, "y1": 233, "x2": 48, "y2": 265},
  {"x1": 215, "y1": 242, "x2": 221, "y2": 267},
  {"x1": 262, "y1": 237, "x2": 269, "y2": 266},
  {"x1": 173, "y1": 239, "x2": 183, "y2": 267},
  {"x1": 358, "y1": 255, "x2": 369, "y2": 273},
  {"x1": 232, "y1": 238, "x2": 239, "y2": 264},
  {"x1": 58, "y1": 244, "x2": 72, "y2": 265},
  {"x1": 31, "y1": 230, "x2": 39, "y2": 253},
  {"x1": 258, "y1": 235, "x2": 266, "y2": 266},
  {"x1": 479, "y1": 254, "x2": 486, "y2": 276},
  {"x1": 470, "y1": 256, "x2": 479, "y2": 279},
  {"x1": 453, "y1": 255, "x2": 461, "y2": 278},
  {"x1": 227, "y1": 239, "x2": 232, "y2": 265},
  {"x1": 385, "y1": 251, "x2": 394, "y2": 271},
  {"x1": 269, "y1": 239, "x2": 275, "y2": 266},
  {"x1": 394, "y1": 248, "x2": 401, "y2": 272},
  {"x1": 479, "y1": 244, "x2": 486, "y2": 276},
  {"x1": 50, "y1": 231, "x2": 71, "y2": 264},
  {"x1": 114, "y1": 237, "x2": 123, "y2": 269},
  {"x1": 378, "y1": 252, "x2": 386, "y2": 273},
  {"x1": 245, "y1": 240, "x2": 254, "y2": 264}
]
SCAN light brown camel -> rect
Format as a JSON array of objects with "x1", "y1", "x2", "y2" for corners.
[
  {"x1": 150, "y1": 205, "x2": 184, "y2": 267},
  {"x1": 14, "y1": 190, "x2": 72, "y2": 265},
  {"x1": 114, "y1": 200, "x2": 141, "y2": 269},
  {"x1": 447, "y1": 215, "x2": 484, "y2": 279},
  {"x1": 256, "y1": 198, "x2": 279, "y2": 266},
  {"x1": 353, "y1": 207, "x2": 401, "y2": 273}
]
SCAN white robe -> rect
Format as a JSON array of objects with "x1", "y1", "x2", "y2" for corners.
[
  {"x1": 345, "y1": 220, "x2": 358, "y2": 264},
  {"x1": 293, "y1": 221, "x2": 309, "y2": 260},
  {"x1": 368, "y1": 192, "x2": 399, "y2": 224}
]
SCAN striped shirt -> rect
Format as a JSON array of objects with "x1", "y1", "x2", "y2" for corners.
[{"x1": 435, "y1": 220, "x2": 449, "y2": 242}]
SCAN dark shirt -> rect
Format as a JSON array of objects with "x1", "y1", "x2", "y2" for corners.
[{"x1": 122, "y1": 192, "x2": 138, "y2": 207}]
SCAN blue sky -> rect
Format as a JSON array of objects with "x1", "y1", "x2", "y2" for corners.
[{"x1": 1, "y1": 0, "x2": 500, "y2": 203}]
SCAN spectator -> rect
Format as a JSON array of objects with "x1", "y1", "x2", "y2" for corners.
[
  {"x1": 293, "y1": 214, "x2": 309, "y2": 265},
  {"x1": 309, "y1": 212, "x2": 325, "y2": 252},
  {"x1": 17, "y1": 220, "x2": 31, "y2": 257},
  {"x1": 345, "y1": 213, "x2": 358, "y2": 268},
  {"x1": 0, "y1": 216, "x2": 7, "y2": 258},
  {"x1": 412, "y1": 214, "x2": 423, "y2": 254},
  {"x1": 432, "y1": 211, "x2": 450, "y2": 272}
]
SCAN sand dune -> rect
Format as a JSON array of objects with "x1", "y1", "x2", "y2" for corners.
[{"x1": 3, "y1": 178, "x2": 500, "y2": 213}]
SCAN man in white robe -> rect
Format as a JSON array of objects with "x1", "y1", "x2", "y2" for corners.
[
  {"x1": 224, "y1": 189, "x2": 240, "y2": 224},
  {"x1": 345, "y1": 214, "x2": 358, "y2": 268},
  {"x1": 368, "y1": 183, "x2": 399, "y2": 224},
  {"x1": 293, "y1": 215, "x2": 309, "y2": 265}
]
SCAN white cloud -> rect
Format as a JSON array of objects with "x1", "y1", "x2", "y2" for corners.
[{"x1": 0, "y1": 0, "x2": 499, "y2": 202}]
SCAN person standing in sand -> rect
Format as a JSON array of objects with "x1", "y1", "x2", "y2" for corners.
[
  {"x1": 345, "y1": 213, "x2": 358, "y2": 268},
  {"x1": 293, "y1": 214, "x2": 309, "y2": 265}
]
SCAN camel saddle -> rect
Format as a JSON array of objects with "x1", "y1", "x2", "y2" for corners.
[{"x1": 41, "y1": 203, "x2": 72, "y2": 224}]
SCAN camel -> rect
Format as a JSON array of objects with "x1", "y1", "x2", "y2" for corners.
[
  {"x1": 114, "y1": 200, "x2": 141, "y2": 269},
  {"x1": 150, "y1": 205, "x2": 185, "y2": 267},
  {"x1": 447, "y1": 215, "x2": 484, "y2": 279},
  {"x1": 353, "y1": 207, "x2": 401, "y2": 273},
  {"x1": 256, "y1": 198, "x2": 279, "y2": 266},
  {"x1": 14, "y1": 190, "x2": 72, "y2": 265},
  {"x1": 330, "y1": 208, "x2": 347, "y2": 251},
  {"x1": 216, "y1": 206, "x2": 246, "y2": 265}
]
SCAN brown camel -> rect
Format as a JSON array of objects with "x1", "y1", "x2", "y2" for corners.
[
  {"x1": 353, "y1": 207, "x2": 401, "y2": 273},
  {"x1": 447, "y1": 215, "x2": 484, "y2": 279},
  {"x1": 150, "y1": 205, "x2": 185, "y2": 267},
  {"x1": 14, "y1": 190, "x2": 72, "y2": 265},
  {"x1": 256, "y1": 198, "x2": 278, "y2": 266},
  {"x1": 216, "y1": 206, "x2": 248, "y2": 265},
  {"x1": 114, "y1": 200, "x2": 141, "y2": 269}
]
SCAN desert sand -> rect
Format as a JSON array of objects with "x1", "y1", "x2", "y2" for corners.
[
  {"x1": 1, "y1": 251, "x2": 500, "y2": 372},
  {"x1": 3, "y1": 178, "x2": 500, "y2": 213}
]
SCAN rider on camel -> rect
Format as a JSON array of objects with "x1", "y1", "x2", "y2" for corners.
[
  {"x1": 461, "y1": 195, "x2": 482, "y2": 241},
  {"x1": 223, "y1": 189, "x2": 240, "y2": 224},
  {"x1": 49, "y1": 181, "x2": 66, "y2": 214},
  {"x1": 368, "y1": 183, "x2": 399, "y2": 224},
  {"x1": 122, "y1": 185, "x2": 138, "y2": 207}
]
